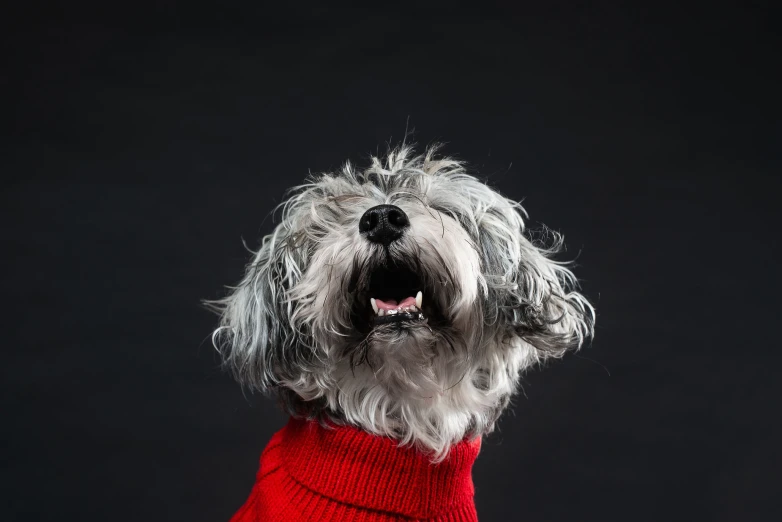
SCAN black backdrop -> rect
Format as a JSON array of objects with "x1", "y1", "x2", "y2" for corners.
[{"x1": 3, "y1": 4, "x2": 780, "y2": 521}]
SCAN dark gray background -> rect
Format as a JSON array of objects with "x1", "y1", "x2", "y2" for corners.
[{"x1": 3, "y1": 4, "x2": 780, "y2": 521}]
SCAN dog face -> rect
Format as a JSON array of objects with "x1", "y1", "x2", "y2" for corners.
[{"x1": 210, "y1": 145, "x2": 594, "y2": 459}]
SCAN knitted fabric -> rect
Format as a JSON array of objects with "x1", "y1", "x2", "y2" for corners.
[{"x1": 229, "y1": 416, "x2": 481, "y2": 521}]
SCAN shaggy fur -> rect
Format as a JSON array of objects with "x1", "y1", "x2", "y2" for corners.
[{"x1": 208, "y1": 144, "x2": 595, "y2": 461}]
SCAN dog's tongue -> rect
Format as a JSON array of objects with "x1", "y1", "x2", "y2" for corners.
[{"x1": 374, "y1": 296, "x2": 417, "y2": 311}]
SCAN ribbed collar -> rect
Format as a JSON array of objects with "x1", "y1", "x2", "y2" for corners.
[{"x1": 280, "y1": 416, "x2": 481, "y2": 519}]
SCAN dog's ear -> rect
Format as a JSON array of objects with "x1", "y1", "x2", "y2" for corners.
[
  {"x1": 476, "y1": 192, "x2": 595, "y2": 360},
  {"x1": 207, "y1": 227, "x2": 306, "y2": 392}
]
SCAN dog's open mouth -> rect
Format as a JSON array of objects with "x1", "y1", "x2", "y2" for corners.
[{"x1": 366, "y1": 263, "x2": 428, "y2": 327}]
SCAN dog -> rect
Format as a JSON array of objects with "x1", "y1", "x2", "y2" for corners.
[{"x1": 209, "y1": 144, "x2": 595, "y2": 521}]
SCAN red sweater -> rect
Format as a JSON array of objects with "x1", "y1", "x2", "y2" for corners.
[{"x1": 230, "y1": 416, "x2": 481, "y2": 521}]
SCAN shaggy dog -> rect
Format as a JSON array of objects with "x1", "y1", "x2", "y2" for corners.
[{"x1": 209, "y1": 144, "x2": 595, "y2": 521}]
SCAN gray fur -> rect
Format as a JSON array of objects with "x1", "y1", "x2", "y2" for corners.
[{"x1": 208, "y1": 144, "x2": 595, "y2": 461}]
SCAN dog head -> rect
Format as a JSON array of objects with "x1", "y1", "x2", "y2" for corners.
[{"x1": 210, "y1": 145, "x2": 594, "y2": 459}]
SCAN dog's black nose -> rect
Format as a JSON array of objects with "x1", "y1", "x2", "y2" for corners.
[{"x1": 359, "y1": 204, "x2": 409, "y2": 245}]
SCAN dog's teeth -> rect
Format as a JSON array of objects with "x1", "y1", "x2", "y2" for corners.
[
  {"x1": 370, "y1": 298, "x2": 378, "y2": 314},
  {"x1": 410, "y1": 305, "x2": 418, "y2": 312},
  {"x1": 388, "y1": 309, "x2": 398, "y2": 315},
  {"x1": 378, "y1": 309, "x2": 385, "y2": 316},
  {"x1": 415, "y1": 291, "x2": 422, "y2": 309}
]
